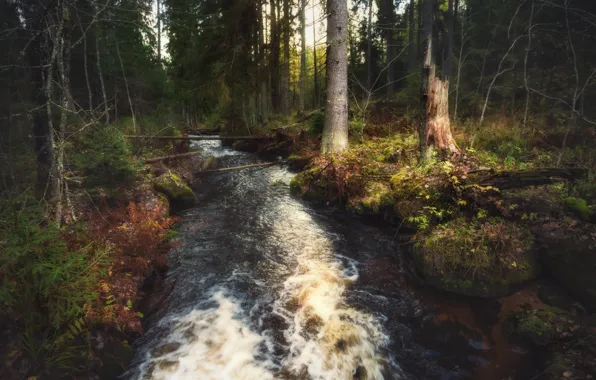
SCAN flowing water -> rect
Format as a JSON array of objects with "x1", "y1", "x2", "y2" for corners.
[{"x1": 128, "y1": 140, "x2": 539, "y2": 380}]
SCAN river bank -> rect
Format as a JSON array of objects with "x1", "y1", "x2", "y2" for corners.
[{"x1": 232, "y1": 115, "x2": 596, "y2": 379}]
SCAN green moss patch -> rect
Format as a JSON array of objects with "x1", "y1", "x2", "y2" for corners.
[
  {"x1": 563, "y1": 197, "x2": 592, "y2": 221},
  {"x1": 414, "y1": 217, "x2": 539, "y2": 297},
  {"x1": 153, "y1": 171, "x2": 196, "y2": 210}
]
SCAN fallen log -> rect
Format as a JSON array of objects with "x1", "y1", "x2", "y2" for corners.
[
  {"x1": 474, "y1": 168, "x2": 588, "y2": 190},
  {"x1": 144, "y1": 151, "x2": 202, "y2": 164},
  {"x1": 197, "y1": 161, "x2": 285, "y2": 175},
  {"x1": 186, "y1": 127, "x2": 220, "y2": 135},
  {"x1": 125, "y1": 135, "x2": 272, "y2": 141}
]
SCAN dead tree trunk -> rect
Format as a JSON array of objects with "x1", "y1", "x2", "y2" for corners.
[
  {"x1": 420, "y1": 0, "x2": 458, "y2": 160},
  {"x1": 321, "y1": 0, "x2": 349, "y2": 154}
]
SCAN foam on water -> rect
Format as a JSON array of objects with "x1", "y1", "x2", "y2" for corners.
[{"x1": 135, "y1": 291, "x2": 276, "y2": 380}]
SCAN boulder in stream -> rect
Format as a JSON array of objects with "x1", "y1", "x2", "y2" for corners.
[
  {"x1": 535, "y1": 221, "x2": 596, "y2": 313},
  {"x1": 153, "y1": 171, "x2": 196, "y2": 210}
]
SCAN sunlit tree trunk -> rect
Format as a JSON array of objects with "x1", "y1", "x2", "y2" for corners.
[
  {"x1": 321, "y1": 0, "x2": 349, "y2": 154},
  {"x1": 366, "y1": 0, "x2": 373, "y2": 90},
  {"x1": 420, "y1": 0, "x2": 458, "y2": 160},
  {"x1": 312, "y1": 3, "x2": 318, "y2": 108},
  {"x1": 157, "y1": 0, "x2": 161, "y2": 63},
  {"x1": 270, "y1": 0, "x2": 281, "y2": 113},
  {"x1": 281, "y1": 0, "x2": 291, "y2": 115},
  {"x1": 259, "y1": 0, "x2": 268, "y2": 122},
  {"x1": 299, "y1": 0, "x2": 307, "y2": 113}
]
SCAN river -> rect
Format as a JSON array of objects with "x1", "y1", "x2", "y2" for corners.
[{"x1": 127, "y1": 139, "x2": 539, "y2": 380}]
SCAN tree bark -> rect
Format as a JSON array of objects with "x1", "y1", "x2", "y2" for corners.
[
  {"x1": 321, "y1": 0, "x2": 349, "y2": 154},
  {"x1": 420, "y1": 0, "x2": 458, "y2": 160},
  {"x1": 444, "y1": 0, "x2": 457, "y2": 81},
  {"x1": 299, "y1": 0, "x2": 307, "y2": 113},
  {"x1": 270, "y1": 0, "x2": 281, "y2": 113},
  {"x1": 80, "y1": 23, "x2": 93, "y2": 113},
  {"x1": 312, "y1": 3, "x2": 318, "y2": 108},
  {"x1": 157, "y1": 0, "x2": 161, "y2": 63},
  {"x1": 96, "y1": 29, "x2": 109, "y2": 123},
  {"x1": 408, "y1": 0, "x2": 417, "y2": 71},
  {"x1": 32, "y1": 21, "x2": 53, "y2": 198},
  {"x1": 116, "y1": 41, "x2": 136, "y2": 133},
  {"x1": 366, "y1": 0, "x2": 373, "y2": 90},
  {"x1": 281, "y1": 0, "x2": 291, "y2": 114},
  {"x1": 386, "y1": 31, "x2": 396, "y2": 97},
  {"x1": 258, "y1": 0, "x2": 269, "y2": 122}
]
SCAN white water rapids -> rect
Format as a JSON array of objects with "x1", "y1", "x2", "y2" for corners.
[{"x1": 129, "y1": 139, "x2": 399, "y2": 380}]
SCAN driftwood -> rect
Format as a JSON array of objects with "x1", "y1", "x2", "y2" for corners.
[
  {"x1": 144, "y1": 151, "x2": 202, "y2": 164},
  {"x1": 197, "y1": 161, "x2": 285, "y2": 175},
  {"x1": 126, "y1": 135, "x2": 272, "y2": 141},
  {"x1": 475, "y1": 168, "x2": 588, "y2": 190}
]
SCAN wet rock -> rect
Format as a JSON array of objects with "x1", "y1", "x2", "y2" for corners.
[
  {"x1": 537, "y1": 282, "x2": 576, "y2": 312},
  {"x1": 353, "y1": 366, "x2": 368, "y2": 380},
  {"x1": 535, "y1": 222, "x2": 596, "y2": 313},
  {"x1": 153, "y1": 171, "x2": 196, "y2": 210},
  {"x1": 158, "y1": 360, "x2": 180, "y2": 371},
  {"x1": 151, "y1": 342, "x2": 181, "y2": 357},
  {"x1": 413, "y1": 217, "x2": 539, "y2": 298}
]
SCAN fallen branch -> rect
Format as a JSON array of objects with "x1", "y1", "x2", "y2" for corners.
[
  {"x1": 196, "y1": 161, "x2": 286, "y2": 175},
  {"x1": 125, "y1": 135, "x2": 272, "y2": 141},
  {"x1": 474, "y1": 168, "x2": 588, "y2": 190},
  {"x1": 144, "y1": 151, "x2": 202, "y2": 164}
]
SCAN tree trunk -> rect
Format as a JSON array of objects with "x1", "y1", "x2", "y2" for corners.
[
  {"x1": 281, "y1": 0, "x2": 291, "y2": 114},
  {"x1": 444, "y1": 0, "x2": 457, "y2": 81},
  {"x1": 420, "y1": 0, "x2": 458, "y2": 160},
  {"x1": 270, "y1": 0, "x2": 281, "y2": 113},
  {"x1": 299, "y1": 0, "x2": 307, "y2": 113},
  {"x1": 321, "y1": 0, "x2": 349, "y2": 154},
  {"x1": 258, "y1": 0, "x2": 269, "y2": 122},
  {"x1": 96, "y1": 30, "x2": 109, "y2": 123},
  {"x1": 32, "y1": 24, "x2": 53, "y2": 198},
  {"x1": 80, "y1": 23, "x2": 93, "y2": 113},
  {"x1": 116, "y1": 41, "x2": 136, "y2": 133},
  {"x1": 157, "y1": 0, "x2": 161, "y2": 63},
  {"x1": 408, "y1": 0, "x2": 417, "y2": 71},
  {"x1": 312, "y1": 3, "x2": 318, "y2": 108},
  {"x1": 366, "y1": 0, "x2": 373, "y2": 90}
]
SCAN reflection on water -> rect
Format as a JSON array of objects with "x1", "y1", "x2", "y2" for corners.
[{"x1": 128, "y1": 139, "x2": 535, "y2": 380}]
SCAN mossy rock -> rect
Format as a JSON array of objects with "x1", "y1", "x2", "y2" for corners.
[
  {"x1": 346, "y1": 182, "x2": 394, "y2": 214},
  {"x1": 413, "y1": 217, "x2": 540, "y2": 297},
  {"x1": 536, "y1": 222, "x2": 596, "y2": 313},
  {"x1": 153, "y1": 171, "x2": 196, "y2": 210},
  {"x1": 505, "y1": 307, "x2": 564, "y2": 346},
  {"x1": 289, "y1": 169, "x2": 334, "y2": 202},
  {"x1": 563, "y1": 197, "x2": 592, "y2": 221}
]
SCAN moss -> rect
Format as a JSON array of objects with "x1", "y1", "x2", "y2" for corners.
[
  {"x1": 413, "y1": 217, "x2": 539, "y2": 297},
  {"x1": 346, "y1": 181, "x2": 394, "y2": 214},
  {"x1": 153, "y1": 171, "x2": 196, "y2": 210},
  {"x1": 563, "y1": 196, "x2": 592, "y2": 221}
]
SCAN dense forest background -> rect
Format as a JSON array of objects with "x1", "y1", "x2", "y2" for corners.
[{"x1": 2, "y1": 0, "x2": 596, "y2": 378}]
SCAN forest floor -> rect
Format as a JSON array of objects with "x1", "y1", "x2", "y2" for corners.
[{"x1": 222, "y1": 102, "x2": 596, "y2": 380}]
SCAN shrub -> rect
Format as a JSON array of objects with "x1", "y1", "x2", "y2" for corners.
[
  {"x1": 0, "y1": 191, "x2": 108, "y2": 329},
  {"x1": 74, "y1": 126, "x2": 138, "y2": 188}
]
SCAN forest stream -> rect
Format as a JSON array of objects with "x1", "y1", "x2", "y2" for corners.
[{"x1": 126, "y1": 139, "x2": 541, "y2": 380}]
